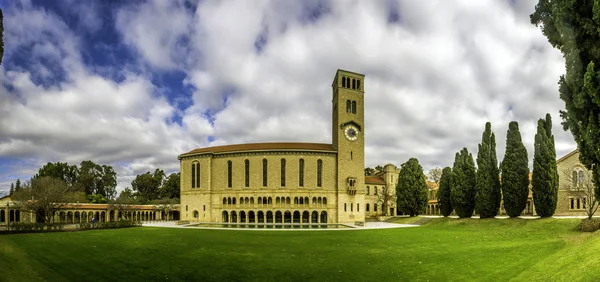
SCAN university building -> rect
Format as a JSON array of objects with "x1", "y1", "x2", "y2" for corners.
[{"x1": 178, "y1": 70, "x2": 398, "y2": 225}]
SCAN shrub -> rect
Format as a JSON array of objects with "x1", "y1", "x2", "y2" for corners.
[
  {"x1": 579, "y1": 218, "x2": 600, "y2": 232},
  {"x1": 77, "y1": 220, "x2": 141, "y2": 230}
]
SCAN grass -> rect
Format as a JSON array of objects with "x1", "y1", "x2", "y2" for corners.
[{"x1": 0, "y1": 218, "x2": 599, "y2": 282}]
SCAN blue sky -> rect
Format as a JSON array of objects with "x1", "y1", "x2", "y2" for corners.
[{"x1": 0, "y1": 0, "x2": 575, "y2": 193}]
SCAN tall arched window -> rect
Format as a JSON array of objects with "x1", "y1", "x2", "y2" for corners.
[
  {"x1": 374, "y1": 186, "x2": 378, "y2": 195},
  {"x1": 299, "y1": 159, "x2": 304, "y2": 187},
  {"x1": 357, "y1": 79, "x2": 361, "y2": 90},
  {"x1": 281, "y1": 158, "x2": 286, "y2": 187},
  {"x1": 317, "y1": 159, "x2": 323, "y2": 187},
  {"x1": 366, "y1": 186, "x2": 370, "y2": 195},
  {"x1": 346, "y1": 77, "x2": 350, "y2": 88},
  {"x1": 346, "y1": 100, "x2": 351, "y2": 113},
  {"x1": 245, "y1": 159, "x2": 250, "y2": 187},
  {"x1": 366, "y1": 203, "x2": 370, "y2": 212},
  {"x1": 352, "y1": 78, "x2": 356, "y2": 89},
  {"x1": 262, "y1": 159, "x2": 268, "y2": 187},
  {"x1": 352, "y1": 101, "x2": 356, "y2": 114},
  {"x1": 572, "y1": 171, "x2": 578, "y2": 187},
  {"x1": 196, "y1": 162, "x2": 200, "y2": 188},
  {"x1": 191, "y1": 163, "x2": 196, "y2": 188},
  {"x1": 342, "y1": 76, "x2": 346, "y2": 87},
  {"x1": 578, "y1": 170, "x2": 584, "y2": 185},
  {"x1": 227, "y1": 160, "x2": 232, "y2": 188}
]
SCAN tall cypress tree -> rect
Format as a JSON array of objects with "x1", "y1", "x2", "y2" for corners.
[
  {"x1": 532, "y1": 114, "x2": 559, "y2": 217},
  {"x1": 501, "y1": 121, "x2": 530, "y2": 217},
  {"x1": 451, "y1": 148, "x2": 477, "y2": 218},
  {"x1": 15, "y1": 179, "x2": 21, "y2": 192},
  {"x1": 438, "y1": 167, "x2": 453, "y2": 217},
  {"x1": 476, "y1": 122, "x2": 501, "y2": 218},
  {"x1": 396, "y1": 158, "x2": 428, "y2": 217},
  {"x1": 9, "y1": 183, "x2": 14, "y2": 196}
]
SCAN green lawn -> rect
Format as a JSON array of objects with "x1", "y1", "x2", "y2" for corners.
[{"x1": 0, "y1": 218, "x2": 598, "y2": 282}]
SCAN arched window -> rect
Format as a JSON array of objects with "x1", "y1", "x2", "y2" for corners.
[
  {"x1": 346, "y1": 100, "x2": 351, "y2": 113},
  {"x1": 193, "y1": 211, "x2": 199, "y2": 218},
  {"x1": 374, "y1": 186, "x2": 378, "y2": 195},
  {"x1": 191, "y1": 163, "x2": 196, "y2": 188},
  {"x1": 299, "y1": 159, "x2": 304, "y2": 187},
  {"x1": 245, "y1": 159, "x2": 250, "y2": 187},
  {"x1": 346, "y1": 77, "x2": 351, "y2": 88},
  {"x1": 281, "y1": 158, "x2": 286, "y2": 187},
  {"x1": 262, "y1": 159, "x2": 268, "y2": 187},
  {"x1": 374, "y1": 203, "x2": 378, "y2": 212},
  {"x1": 578, "y1": 170, "x2": 584, "y2": 185},
  {"x1": 352, "y1": 101, "x2": 356, "y2": 114},
  {"x1": 366, "y1": 203, "x2": 370, "y2": 212},
  {"x1": 223, "y1": 197, "x2": 226, "y2": 205},
  {"x1": 342, "y1": 76, "x2": 346, "y2": 87},
  {"x1": 357, "y1": 79, "x2": 361, "y2": 90},
  {"x1": 294, "y1": 197, "x2": 299, "y2": 204},
  {"x1": 317, "y1": 159, "x2": 323, "y2": 187},
  {"x1": 366, "y1": 186, "x2": 370, "y2": 195},
  {"x1": 352, "y1": 78, "x2": 356, "y2": 89},
  {"x1": 227, "y1": 160, "x2": 232, "y2": 188},
  {"x1": 232, "y1": 198, "x2": 236, "y2": 205},
  {"x1": 323, "y1": 197, "x2": 327, "y2": 205},
  {"x1": 196, "y1": 162, "x2": 200, "y2": 188},
  {"x1": 572, "y1": 171, "x2": 578, "y2": 187},
  {"x1": 344, "y1": 203, "x2": 347, "y2": 212}
]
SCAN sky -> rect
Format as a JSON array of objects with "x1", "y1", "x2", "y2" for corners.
[{"x1": 0, "y1": 0, "x2": 575, "y2": 194}]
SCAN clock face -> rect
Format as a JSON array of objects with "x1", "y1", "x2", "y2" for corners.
[{"x1": 344, "y1": 125, "x2": 359, "y2": 141}]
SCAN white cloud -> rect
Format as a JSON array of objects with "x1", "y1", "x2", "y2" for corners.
[{"x1": 0, "y1": 0, "x2": 576, "y2": 193}]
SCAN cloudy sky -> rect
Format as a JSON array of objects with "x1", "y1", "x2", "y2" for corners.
[{"x1": 0, "y1": 0, "x2": 574, "y2": 194}]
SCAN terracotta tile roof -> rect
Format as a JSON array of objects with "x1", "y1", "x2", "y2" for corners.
[
  {"x1": 180, "y1": 142, "x2": 337, "y2": 157},
  {"x1": 60, "y1": 203, "x2": 175, "y2": 210},
  {"x1": 365, "y1": 176, "x2": 386, "y2": 185}
]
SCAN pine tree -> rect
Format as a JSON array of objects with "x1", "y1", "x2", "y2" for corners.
[
  {"x1": 451, "y1": 148, "x2": 477, "y2": 218},
  {"x1": 15, "y1": 179, "x2": 21, "y2": 192},
  {"x1": 501, "y1": 121, "x2": 530, "y2": 217},
  {"x1": 532, "y1": 114, "x2": 559, "y2": 217},
  {"x1": 437, "y1": 167, "x2": 453, "y2": 216},
  {"x1": 396, "y1": 158, "x2": 428, "y2": 216},
  {"x1": 9, "y1": 183, "x2": 14, "y2": 196},
  {"x1": 476, "y1": 122, "x2": 501, "y2": 218}
]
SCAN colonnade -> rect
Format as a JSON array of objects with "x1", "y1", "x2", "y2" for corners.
[{"x1": 221, "y1": 210, "x2": 329, "y2": 224}]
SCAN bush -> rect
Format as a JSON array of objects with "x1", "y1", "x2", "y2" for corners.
[
  {"x1": 5, "y1": 222, "x2": 65, "y2": 233},
  {"x1": 579, "y1": 218, "x2": 600, "y2": 232},
  {"x1": 77, "y1": 220, "x2": 141, "y2": 230}
]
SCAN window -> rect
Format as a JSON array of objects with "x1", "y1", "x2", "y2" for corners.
[
  {"x1": 352, "y1": 78, "x2": 356, "y2": 89},
  {"x1": 263, "y1": 159, "x2": 268, "y2": 187},
  {"x1": 344, "y1": 203, "x2": 347, "y2": 212},
  {"x1": 342, "y1": 76, "x2": 346, "y2": 87},
  {"x1": 570, "y1": 198, "x2": 574, "y2": 209},
  {"x1": 351, "y1": 203, "x2": 353, "y2": 212},
  {"x1": 352, "y1": 101, "x2": 356, "y2": 114},
  {"x1": 366, "y1": 186, "x2": 370, "y2": 195},
  {"x1": 357, "y1": 204, "x2": 360, "y2": 212},
  {"x1": 299, "y1": 159, "x2": 304, "y2": 187},
  {"x1": 191, "y1": 163, "x2": 196, "y2": 188},
  {"x1": 346, "y1": 100, "x2": 351, "y2": 113},
  {"x1": 350, "y1": 151, "x2": 353, "y2": 160},
  {"x1": 577, "y1": 198, "x2": 581, "y2": 209},
  {"x1": 366, "y1": 203, "x2": 370, "y2": 212},
  {"x1": 572, "y1": 171, "x2": 577, "y2": 187},
  {"x1": 578, "y1": 171, "x2": 584, "y2": 186},
  {"x1": 203, "y1": 205, "x2": 206, "y2": 211},
  {"x1": 374, "y1": 203, "x2": 377, "y2": 212},
  {"x1": 193, "y1": 211, "x2": 199, "y2": 218},
  {"x1": 281, "y1": 158, "x2": 286, "y2": 187},
  {"x1": 374, "y1": 186, "x2": 378, "y2": 195},
  {"x1": 346, "y1": 77, "x2": 350, "y2": 88},
  {"x1": 196, "y1": 162, "x2": 200, "y2": 188},
  {"x1": 357, "y1": 80, "x2": 361, "y2": 90},
  {"x1": 583, "y1": 198, "x2": 587, "y2": 209},
  {"x1": 186, "y1": 205, "x2": 188, "y2": 211},
  {"x1": 317, "y1": 160, "x2": 323, "y2": 187},
  {"x1": 245, "y1": 159, "x2": 250, "y2": 187},
  {"x1": 227, "y1": 160, "x2": 232, "y2": 188}
]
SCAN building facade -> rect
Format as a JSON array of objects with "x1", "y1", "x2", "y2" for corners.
[{"x1": 179, "y1": 70, "x2": 397, "y2": 225}]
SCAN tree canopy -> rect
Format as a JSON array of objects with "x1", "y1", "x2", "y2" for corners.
[
  {"x1": 0, "y1": 8, "x2": 4, "y2": 65},
  {"x1": 532, "y1": 114, "x2": 559, "y2": 217},
  {"x1": 437, "y1": 167, "x2": 453, "y2": 217},
  {"x1": 475, "y1": 122, "x2": 501, "y2": 218},
  {"x1": 396, "y1": 158, "x2": 428, "y2": 217},
  {"x1": 12, "y1": 177, "x2": 80, "y2": 224},
  {"x1": 451, "y1": 148, "x2": 477, "y2": 218},
  {"x1": 131, "y1": 169, "x2": 166, "y2": 203},
  {"x1": 531, "y1": 0, "x2": 600, "y2": 199},
  {"x1": 501, "y1": 122, "x2": 530, "y2": 217}
]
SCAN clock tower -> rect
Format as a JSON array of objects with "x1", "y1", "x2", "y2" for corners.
[{"x1": 332, "y1": 69, "x2": 366, "y2": 224}]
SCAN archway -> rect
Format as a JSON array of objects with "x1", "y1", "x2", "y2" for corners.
[
  {"x1": 248, "y1": 211, "x2": 255, "y2": 223},
  {"x1": 293, "y1": 211, "x2": 300, "y2": 223},
  {"x1": 302, "y1": 211, "x2": 309, "y2": 223},
  {"x1": 311, "y1": 211, "x2": 318, "y2": 223},
  {"x1": 222, "y1": 211, "x2": 229, "y2": 223},
  {"x1": 231, "y1": 211, "x2": 237, "y2": 223},
  {"x1": 320, "y1": 211, "x2": 327, "y2": 224},
  {"x1": 257, "y1": 211, "x2": 264, "y2": 223},
  {"x1": 284, "y1": 211, "x2": 292, "y2": 223},
  {"x1": 275, "y1": 211, "x2": 282, "y2": 223},
  {"x1": 240, "y1": 211, "x2": 246, "y2": 223},
  {"x1": 266, "y1": 211, "x2": 272, "y2": 223}
]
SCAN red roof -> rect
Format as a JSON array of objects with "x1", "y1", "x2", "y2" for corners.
[
  {"x1": 180, "y1": 142, "x2": 337, "y2": 157},
  {"x1": 365, "y1": 176, "x2": 386, "y2": 185}
]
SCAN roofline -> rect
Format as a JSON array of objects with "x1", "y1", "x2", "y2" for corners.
[
  {"x1": 179, "y1": 142, "x2": 338, "y2": 159},
  {"x1": 336, "y1": 69, "x2": 365, "y2": 77},
  {"x1": 557, "y1": 149, "x2": 578, "y2": 163}
]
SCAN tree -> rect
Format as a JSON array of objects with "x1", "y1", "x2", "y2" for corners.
[
  {"x1": 531, "y1": 1, "x2": 600, "y2": 202},
  {"x1": 33, "y1": 162, "x2": 80, "y2": 189},
  {"x1": 451, "y1": 148, "x2": 477, "y2": 218},
  {"x1": 427, "y1": 167, "x2": 443, "y2": 184},
  {"x1": 1, "y1": 8, "x2": 4, "y2": 65},
  {"x1": 562, "y1": 167, "x2": 598, "y2": 219},
  {"x1": 532, "y1": 114, "x2": 559, "y2": 217},
  {"x1": 79, "y1": 161, "x2": 117, "y2": 200},
  {"x1": 376, "y1": 182, "x2": 396, "y2": 216},
  {"x1": 475, "y1": 122, "x2": 501, "y2": 218},
  {"x1": 375, "y1": 165, "x2": 384, "y2": 172},
  {"x1": 160, "y1": 172, "x2": 180, "y2": 199},
  {"x1": 396, "y1": 158, "x2": 428, "y2": 216},
  {"x1": 110, "y1": 189, "x2": 137, "y2": 220},
  {"x1": 501, "y1": 121, "x2": 530, "y2": 217},
  {"x1": 131, "y1": 169, "x2": 165, "y2": 203},
  {"x1": 438, "y1": 167, "x2": 453, "y2": 217},
  {"x1": 365, "y1": 167, "x2": 375, "y2": 176},
  {"x1": 12, "y1": 177, "x2": 79, "y2": 225},
  {"x1": 9, "y1": 183, "x2": 14, "y2": 196},
  {"x1": 15, "y1": 179, "x2": 21, "y2": 192}
]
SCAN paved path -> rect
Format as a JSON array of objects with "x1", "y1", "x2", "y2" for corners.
[{"x1": 142, "y1": 221, "x2": 418, "y2": 231}]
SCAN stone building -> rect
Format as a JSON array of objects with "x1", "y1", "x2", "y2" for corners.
[
  {"x1": 555, "y1": 149, "x2": 594, "y2": 216},
  {"x1": 179, "y1": 70, "x2": 398, "y2": 225}
]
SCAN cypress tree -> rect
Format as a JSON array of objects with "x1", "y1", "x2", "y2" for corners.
[
  {"x1": 396, "y1": 158, "x2": 428, "y2": 217},
  {"x1": 476, "y1": 122, "x2": 501, "y2": 218},
  {"x1": 501, "y1": 121, "x2": 530, "y2": 217},
  {"x1": 532, "y1": 114, "x2": 559, "y2": 217},
  {"x1": 15, "y1": 179, "x2": 21, "y2": 192},
  {"x1": 450, "y1": 148, "x2": 477, "y2": 218},
  {"x1": 437, "y1": 167, "x2": 453, "y2": 217},
  {"x1": 9, "y1": 183, "x2": 14, "y2": 196}
]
